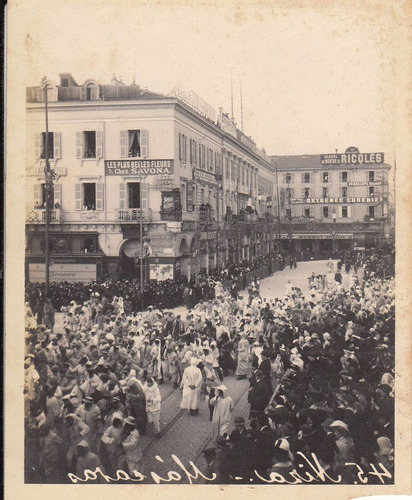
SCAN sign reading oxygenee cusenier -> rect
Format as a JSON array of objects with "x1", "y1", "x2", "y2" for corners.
[
  {"x1": 105, "y1": 159, "x2": 174, "y2": 175},
  {"x1": 320, "y1": 152, "x2": 384, "y2": 165}
]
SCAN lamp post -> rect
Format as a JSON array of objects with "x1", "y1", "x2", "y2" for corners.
[
  {"x1": 193, "y1": 166, "x2": 199, "y2": 284},
  {"x1": 43, "y1": 80, "x2": 53, "y2": 297},
  {"x1": 215, "y1": 173, "x2": 223, "y2": 271},
  {"x1": 332, "y1": 210, "x2": 337, "y2": 255}
]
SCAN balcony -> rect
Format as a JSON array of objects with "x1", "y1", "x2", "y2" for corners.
[
  {"x1": 115, "y1": 208, "x2": 152, "y2": 223},
  {"x1": 26, "y1": 166, "x2": 67, "y2": 177},
  {"x1": 26, "y1": 209, "x2": 61, "y2": 223}
]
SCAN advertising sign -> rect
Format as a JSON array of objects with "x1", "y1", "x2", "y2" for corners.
[
  {"x1": 29, "y1": 263, "x2": 97, "y2": 283},
  {"x1": 290, "y1": 196, "x2": 383, "y2": 205},
  {"x1": 149, "y1": 263, "x2": 174, "y2": 281},
  {"x1": 320, "y1": 152, "x2": 384, "y2": 165},
  {"x1": 105, "y1": 160, "x2": 174, "y2": 176},
  {"x1": 347, "y1": 181, "x2": 383, "y2": 187}
]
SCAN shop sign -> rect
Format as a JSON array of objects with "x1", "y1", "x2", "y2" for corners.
[
  {"x1": 195, "y1": 169, "x2": 217, "y2": 184},
  {"x1": 320, "y1": 152, "x2": 384, "y2": 165},
  {"x1": 149, "y1": 263, "x2": 174, "y2": 281},
  {"x1": 151, "y1": 175, "x2": 176, "y2": 189},
  {"x1": 280, "y1": 233, "x2": 353, "y2": 240},
  {"x1": 291, "y1": 196, "x2": 383, "y2": 205},
  {"x1": 105, "y1": 160, "x2": 174, "y2": 176},
  {"x1": 347, "y1": 181, "x2": 383, "y2": 187},
  {"x1": 28, "y1": 263, "x2": 97, "y2": 283}
]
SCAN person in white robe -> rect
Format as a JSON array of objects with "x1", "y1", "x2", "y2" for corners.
[
  {"x1": 210, "y1": 385, "x2": 234, "y2": 439},
  {"x1": 180, "y1": 357, "x2": 203, "y2": 415}
]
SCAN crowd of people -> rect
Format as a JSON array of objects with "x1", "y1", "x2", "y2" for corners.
[
  {"x1": 24, "y1": 246, "x2": 395, "y2": 484},
  {"x1": 25, "y1": 252, "x2": 287, "y2": 312}
]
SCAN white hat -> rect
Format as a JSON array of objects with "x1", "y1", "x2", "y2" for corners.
[{"x1": 330, "y1": 420, "x2": 350, "y2": 433}]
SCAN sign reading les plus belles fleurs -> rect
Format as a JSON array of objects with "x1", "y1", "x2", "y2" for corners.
[{"x1": 105, "y1": 160, "x2": 174, "y2": 176}]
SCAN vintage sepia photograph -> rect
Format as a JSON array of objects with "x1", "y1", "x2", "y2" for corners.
[{"x1": 5, "y1": 0, "x2": 412, "y2": 498}]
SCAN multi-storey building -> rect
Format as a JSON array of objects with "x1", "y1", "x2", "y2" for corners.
[
  {"x1": 271, "y1": 148, "x2": 392, "y2": 256},
  {"x1": 25, "y1": 74, "x2": 276, "y2": 283}
]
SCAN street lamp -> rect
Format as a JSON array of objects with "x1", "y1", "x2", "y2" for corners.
[
  {"x1": 332, "y1": 210, "x2": 337, "y2": 254},
  {"x1": 42, "y1": 79, "x2": 54, "y2": 297}
]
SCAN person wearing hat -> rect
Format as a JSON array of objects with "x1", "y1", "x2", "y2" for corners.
[
  {"x1": 248, "y1": 370, "x2": 271, "y2": 420},
  {"x1": 25, "y1": 355, "x2": 40, "y2": 402},
  {"x1": 100, "y1": 412, "x2": 124, "y2": 474},
  {"x1": 43, "y1": 298, "x2": 55, "y2": 332},
  {"x1": 64, "y1": 413, "x2": 91, "y2": 470},
  {"x1": 270, "y1": 438, "x2": 295, "y2": 478},
  {"x1": 75, "y1": 396, "x2": 101, "y2": 451},
  {"x1": 210, "y1": 384, "x2": 234, "y2": 440},
  {"x1": 75, "y1": 440, "x2": 104, "y2": 482},
  {"x1": 139, "y1": 336, "x2": 152, "y2": 381},
  {"x1": 144, "y1": 378, "x2": 162, "y2": 436},
  {"x1": 125, "y1": 378, "x2": 148, "y2": 436},
  {"x1": 236, "y1": 332, "x2": 250, "y2": 380},
  {"x1": 329, "y1": 420, "x2": 356, "y2": 482},
  {"x1": 180, "y1": 357, "x2": 203, "y2": 416},
  {"x1": 258, "y1": 348, "x2": 273, "y2": 395},
  {"x1": 121, "y1": 416, "x2": 143, "y2": 473},
  {"x1": 229, "y1": 416, "x2": 256, "y2": 483}
]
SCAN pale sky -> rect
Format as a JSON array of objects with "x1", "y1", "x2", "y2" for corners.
[{"x1": 12, "y1": 0, "x2": 402, "y2": 160}]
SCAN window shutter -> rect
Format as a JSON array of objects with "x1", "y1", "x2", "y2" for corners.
[
  {"x1": 301, "y1": 173, "x2": 305, "y2": 183},
  {"x1": 96, "y1": 183, "x2": 104, "y2": 210},
  {"x1": 91, "y1": 86, "x2": 99, "y2": 100},
  {"x1": 35, "y1": 133, "x2": 42, "y2": 159},
  {"x1": 96, "y1": 130, "x2": 103, "y2": 158},
  {"x1": 119, "y1": 183, "x2": 126, "y2": 209},
  {"x1": 54, "y1": 183, "x2": 62, "y2": 206},
  {"x1": 76, "y1": 132, "x2": 83, "y2": 159},
  {"x1": 347, "y1": 206, "x2": 352, "y2": 218},
  {"x1": 53, "y1": 132, "x2": 61, "y2": 159},
  {"x1": 140, "y1": 183, "x2": 148, "y2": 209},
  {"x1": 120, "y1": 130, "x2": 127, "y2": 158},
  {"x1": 179, "y1": 133, "x2": 182, "y2": 160},
  {"x1": 140, "y1": 130, "x2": 149, "y2": 157},
  {"x1": 75, "y1": 183, "x2": 82, "y2": 210},
  {"x1": 34, "y1": 184, "x2": 41, "y2": 205},
  {"x1": 80, "y1": 87, "x2": 87, "y2": 101},
  {"x1": 35, "y1": 88, "x2": 43, "y2": 102}
]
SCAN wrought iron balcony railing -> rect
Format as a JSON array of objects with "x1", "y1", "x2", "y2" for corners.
[{"x1": 115, "y1": 208, "x2": 152, "y2": 222}]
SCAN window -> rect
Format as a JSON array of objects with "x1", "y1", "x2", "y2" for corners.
[
  {"x1": 304, "y1": 207, "x2": 311, "y2": 217},
  {"x1": 304, "y1": 173, "x2": 311, "y2": 183},
  {"x1": 83, "y1": 183, "x2": 96, "y2": 210},
  {"x1": 128, "y1": 183, "x2": 141, "y2": 209},
  {"x1": 231, "y1": 161, "x2": 235, "y2": 179},
  {"x1": 368, "y1": 206, "x2": 375, "y2": 218},
  {"x1": 323, "y1": 206, "x2": 329, "y2": 218},
  {"x1": 341, "y1": 171, "x2": 348, "y2": 183},
  {"x1": 41, "y1": 132, "x2": 54, "y2": 159},
  {"x1": 341, "y1": 186, "x2": 348, "y2": 197},
  {"x1": 285, "y1": 172, "x2": 292, "y2": 184},
  {"x1": 369, "y1": 186, "x2": 375, "y2": 196},
  {"x1": 303, "y1": 187, "x2": 310, "y2": 198},
  {"x1": 322, "y1": 172, "x2": 329, "y2": 183},
  {"x1": 286, "y1": 187, "x2": 293, "y2": 199},
  {"x1": 84, "y1": 239, "x2": 94, "y2": 254},
  {"x1": 286, "y1": 208, "x2": 292, "y2": 218},
  {"x1": 369, "y1": 171, "x2": 375, "y2": 182},
  {"x1": 179, "y1": 133, "x2": 187, "y2": 162},
  {"x1": 181, "y1": 182, "x2": 187, "y2": 209},
  {"x1": 200, "y1": 187, "x2": 205, "y2": 205},
  {"x1": 246, "y1": 169, "x2": 249, "y2": 186},
  {"x1": 225, "y1": 158, "x2": 229, "y2": 179},
  {"x1": 190, "y1": 139, "x2": 198, "y2": 165},
  {"x1": 242, "y1": 166, "x2": 245, "y2": 184},
  {"x1": 322, "y1": 187, "x2": 328, "y2": 198},
  {"x1": 40, "y1": 183, "x2": 54, "y2": 208},
  {"x1": 120, "y1": 130, "x2": 148, "y2": 158},
  {"x1": 84, "y1": 131, "x2": 96, "y2": 158},
  {"x1": 61, "y1": 78, "x2": 69, "y2": 87},
  {"x1": 342, "y1": 206, "x2": 348, "y2": 218}
]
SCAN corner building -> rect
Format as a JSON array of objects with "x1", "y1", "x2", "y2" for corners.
[
  {"x1": 25, "y1": 74, "x2": 276, "y2": 283},
  {"x1": 271, "y1": 148, "x2": 392, "y2": 257}
]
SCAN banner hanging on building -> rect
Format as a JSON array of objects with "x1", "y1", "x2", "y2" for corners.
[{"x1": 105, "y1": 160, "x2": 174, "y2": 176}]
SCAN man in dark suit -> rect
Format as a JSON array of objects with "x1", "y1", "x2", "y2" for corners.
[{"x1": 248, "y1": 370, "x2": 271, "y2": 420}]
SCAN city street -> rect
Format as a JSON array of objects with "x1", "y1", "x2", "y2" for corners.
[{"x1": 82, "y1": 259, "x2": 352, "y2": 484}]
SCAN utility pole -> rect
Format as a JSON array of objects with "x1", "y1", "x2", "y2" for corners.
[
  {"x1": 275, "y1": 162, "x2": 281, "y2": 251},
  {"x1": 194, "y1": 166, "x2": 199, "y2": 284},
  {"x1": 139, "y1": 167, "x2": 145, "y2": 310},
  {"x1": 43, "y1": 80, "x2": 53, "y2": 297}
]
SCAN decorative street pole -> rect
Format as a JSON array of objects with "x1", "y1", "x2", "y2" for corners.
[{"x1": 43, "y1": 79, "x2": 53, "y2": 297}]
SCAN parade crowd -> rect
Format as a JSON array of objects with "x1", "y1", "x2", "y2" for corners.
[{"x1": 24, "y1": 247, "x2": 395, "y2": 484}]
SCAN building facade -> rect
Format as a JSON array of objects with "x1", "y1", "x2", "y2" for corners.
[
  {"x1": 271, "y1": 148, "x2": 392, "y2": 257},
  {"x1": 25, "y1": 74, "x2": 276, "y2": 283}
]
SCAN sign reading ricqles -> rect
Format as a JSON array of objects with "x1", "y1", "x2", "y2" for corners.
[{"x1": 320, "y1": 148, "x2": 384, "y2": 165}]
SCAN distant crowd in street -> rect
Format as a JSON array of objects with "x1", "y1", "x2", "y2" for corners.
[{"x1": 24, "y1": 245, "x2": 395, "y2": 484}]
